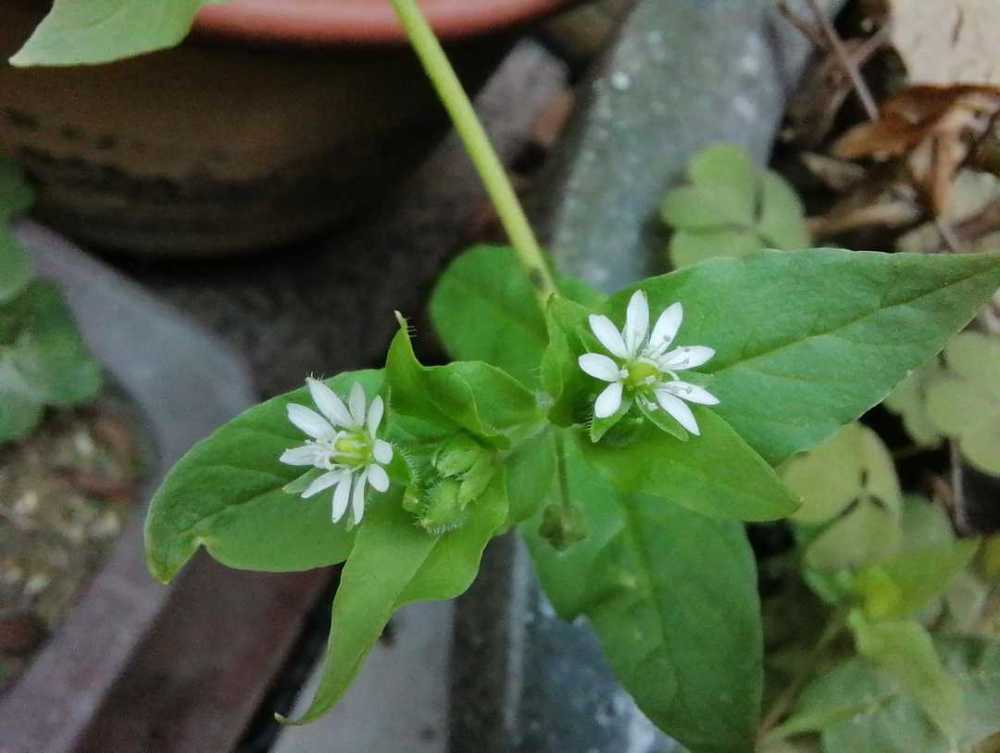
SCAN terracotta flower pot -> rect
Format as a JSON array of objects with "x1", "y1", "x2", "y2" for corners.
[{"x1": 0, "y1": 0, "x2": 569, "y2": 257}]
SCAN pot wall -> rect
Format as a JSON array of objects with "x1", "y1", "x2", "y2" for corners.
[{"x1": 0, "y1": 2, "x2": 506, "y2": 256}]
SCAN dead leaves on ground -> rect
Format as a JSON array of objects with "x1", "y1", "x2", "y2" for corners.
[{"x1": 833, "y1": 85, "x2": 1000, "y2": 215}]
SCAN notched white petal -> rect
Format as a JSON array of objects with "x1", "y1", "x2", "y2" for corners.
[
  {"x1": 660, "y1": 345, "x2": 716, "y2": 371},
  {"x1": 662, "y1": 380, "x2": 720, "y2": 406},
  {"x1": 348, "y1": 382, "x2": 367, "y2": 426},
  {"x1": 373, "y1": 439, "x2": 393, "y2": 464},
  {"x1": 280, "y1": 444, "x2": 322, "y2": 466},
  {"x1": 302, "y1": 470, "x2": 340, "y2": 499},
  {"x1": 307, "y1": 377, "x2": 352, "y2": 427},
  {"x1": 648, "y1": 302, "x2": 683, "y2": 354},
  {"x1": 624, "y1": 290, "x2": 650, "y2": 357},
  {"x1": 579, "y1": 352, "x2": 622, "y2": 382},
  {"x1": 367, "y1": 395, "x2": 385, "y2": 436},
  {"x1": 655, "y1": 390, "x2": 700, "y2": 435},
  {"x1": 332, "y1": 475, "x2": 351, "y2": 522},
  {"x1": 588, "y1": 314, "x2": 629, "y2": 359},
  {"x1": 368, "y1": 464, "x2": 390, "y2": 493},
  {"x1": 351, "y1": 470, "x2": 368, "y2": 524},
  {"x1": 594, "y1": 381, "x2": 624, "y2": 419},
  {"x1": 287, "y1": 404, "x2": 335, "y2": 440}
]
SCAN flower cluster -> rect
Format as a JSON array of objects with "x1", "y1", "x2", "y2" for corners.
[
  {"x1": 280, "y1": 379, "x2": 393, "y2": 526},
  {"x1": 578, "y1": 290, "x2": 719, "y2": 435}
]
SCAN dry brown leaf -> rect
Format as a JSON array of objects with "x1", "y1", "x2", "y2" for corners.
[
  {"x1": 888, "y1": 0, "x2": 1000, "y2": 86},
  {"x1": 833, "y1": 85, "x2": 1000, "y2": 213}
]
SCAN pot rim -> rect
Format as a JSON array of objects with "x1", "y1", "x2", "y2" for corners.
[{"x1": 193, "y1": 0, "x2": 571, "y2": 46}]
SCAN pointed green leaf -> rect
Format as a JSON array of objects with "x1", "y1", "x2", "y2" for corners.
[
  {"x1": 292, "y1": 475, "x2": 507, "y2": 723},
  {"x1": 523, "y1": 434, "x2": 762, "y2": 753},
  {"x1": 430, "y1": 245, "x2": 549, "y2": 387},
  {"x1": 579, "y1": 412, "x2": 798, "y2": 521},
  {"x1": 609, "y1": 249, "x2": 1000, "y2": 465},
  {"x1": 385, "y1": 320, "x2": 540, "y2": 448},
  {"x1": 145, "y1": 371, "x2": 384, "y2": 582},
  {"x1": 10, "y1": 0, "x2": 222, "y2": 67}
]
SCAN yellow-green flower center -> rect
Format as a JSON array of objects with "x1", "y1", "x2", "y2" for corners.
[
  {"x1": 332, "y1": 431, "x2": 373, "y2": 468},
  {"x1": 624, "y1": 360, "x2": 661, "y2": 390}
]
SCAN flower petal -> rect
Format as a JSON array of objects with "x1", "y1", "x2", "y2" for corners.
[
  {"x1": 348, "y1": 382, "x2": 366, "y2": 426},
  {"x1": 366, "y1": 395, "x2": 384, "y2": 437},
  {"x1": 351, "y1": 469, "x2": 369, "y2": 525},
  {"x1": 623, "y1": 290, "x2": 650, "y2": 357},
  {"x1": 287, "y1": 404, "x2": 335, "y2": 440},
  {"x1": 588, "y1": 314, "x2": 629, "y2": 359},
  {"x1": 279, "y1": 444, "x2": 324, "y2": 467},
  {"x1": 332, "y1": 474, "x2": 352, "y2": 522},
  {"x1": 302, "y1": 470, "x2": 340, "y2": 499},
  {"x1": 647, "y1": 302, "x2": 683, "y2": 355},
  {"x1": 659, "y1": 345, "x2": 716, "y2": 371},
  {"x1": 661, "y1": 380, "x2": 720, "y2": 406},
  {"x1": 307, "y1": 377, "x2": 352, "y2": 428},
  {"x1": 578, "y1": 353, "x2": 622, "y2": 382},
  {"x1": 654, "y1": 389, "x2": 700, "y2": 435},
  {"x1": 373, "y1": 439, "x2": 393, "y2": 464},
  {"x1": 594, "y1": 381, "x2": 623, "y2": 419},
  {"x1": 368, "y1": 464, "x2": 389, "y2": 493}
]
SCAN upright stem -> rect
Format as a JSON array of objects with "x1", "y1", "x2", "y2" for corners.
[{"x1": 388, "y1": 0, "x2": 557, "y2": 306}]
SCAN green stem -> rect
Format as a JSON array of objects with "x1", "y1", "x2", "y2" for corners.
[{"x1": 388, "y1": 0, "x2": 557, "y2": 305}]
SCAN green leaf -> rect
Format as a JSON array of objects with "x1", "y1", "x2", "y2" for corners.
[
  {"x1": 782, "y1": 423, "x2": 901, "y2": 525},
  {"x1": 10, "y1": 0, "x2": 221, "y2": 67},
  {"x1": 779, "y1": 635, "x2": 1000, "y2": 752},
  {"x1": 0, "y1": 282, "x2": 101, "y2": 442},
  {"x1": 430, "y1": 245, "x2": 549, "y2": 387},
  {"x1": 144, "y1": 370, "x2": 383, "y2": 583},
  {"x1": 385, "y1": 319, "x2": 540, "y2": 449},
  {"x1": 430, "y1": 245, "x2": 605, "y2": 390},
  {"x1": 505, "y1": 427, "x2": 557, "y2": 525},
  {"x1": 578, "y1": 411, "x2": 799, "y2": 522},
  {"x1": 850, "y1": 615, "x2": 964, "y2": 742},
  {"x1": 926, "y1": 332, "x2": 1000, "y2": 474},
  {"x1": 291, "y1": 474, "x2": 507, "y2": 723},
  {"x1": 854, "y1": 532, "x2": 977, "y2": 621},
  {"x1": 6, "y1": 282, "x2": 102, "y2": 407},
  {"x1": 660, "y1": 145, "x2": 808, "y2": 268},
  {"x1": 610, "y1": 248, "x2": 1000, "y2": 465},
  {"x1": 523, "y1": 433, "x2": 762, "y2": 753}
]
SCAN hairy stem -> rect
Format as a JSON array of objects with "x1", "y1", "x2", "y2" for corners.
[{"x1": 388, "y1": 0, "x2": 557, "y2": 305}]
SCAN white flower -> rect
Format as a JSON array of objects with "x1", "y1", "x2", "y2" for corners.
[
  {"x1": 578, "y1": 290, "x2": 720, "y2": 435},
  {"x1": 280, "y1": 379, "x2": 394, "y2": 526}
]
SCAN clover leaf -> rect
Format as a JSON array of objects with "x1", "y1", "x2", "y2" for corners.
[
  {"x1": 660, "y1": 145, "x2": 809, "y2": 269},
  {"x1": 926, "y1": 332, "x2": 1000, "y2": 475}
]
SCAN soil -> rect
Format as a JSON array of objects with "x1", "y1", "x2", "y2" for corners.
[{"x1": 0, "y1": 389, "x2": 144, "y2": 693}]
